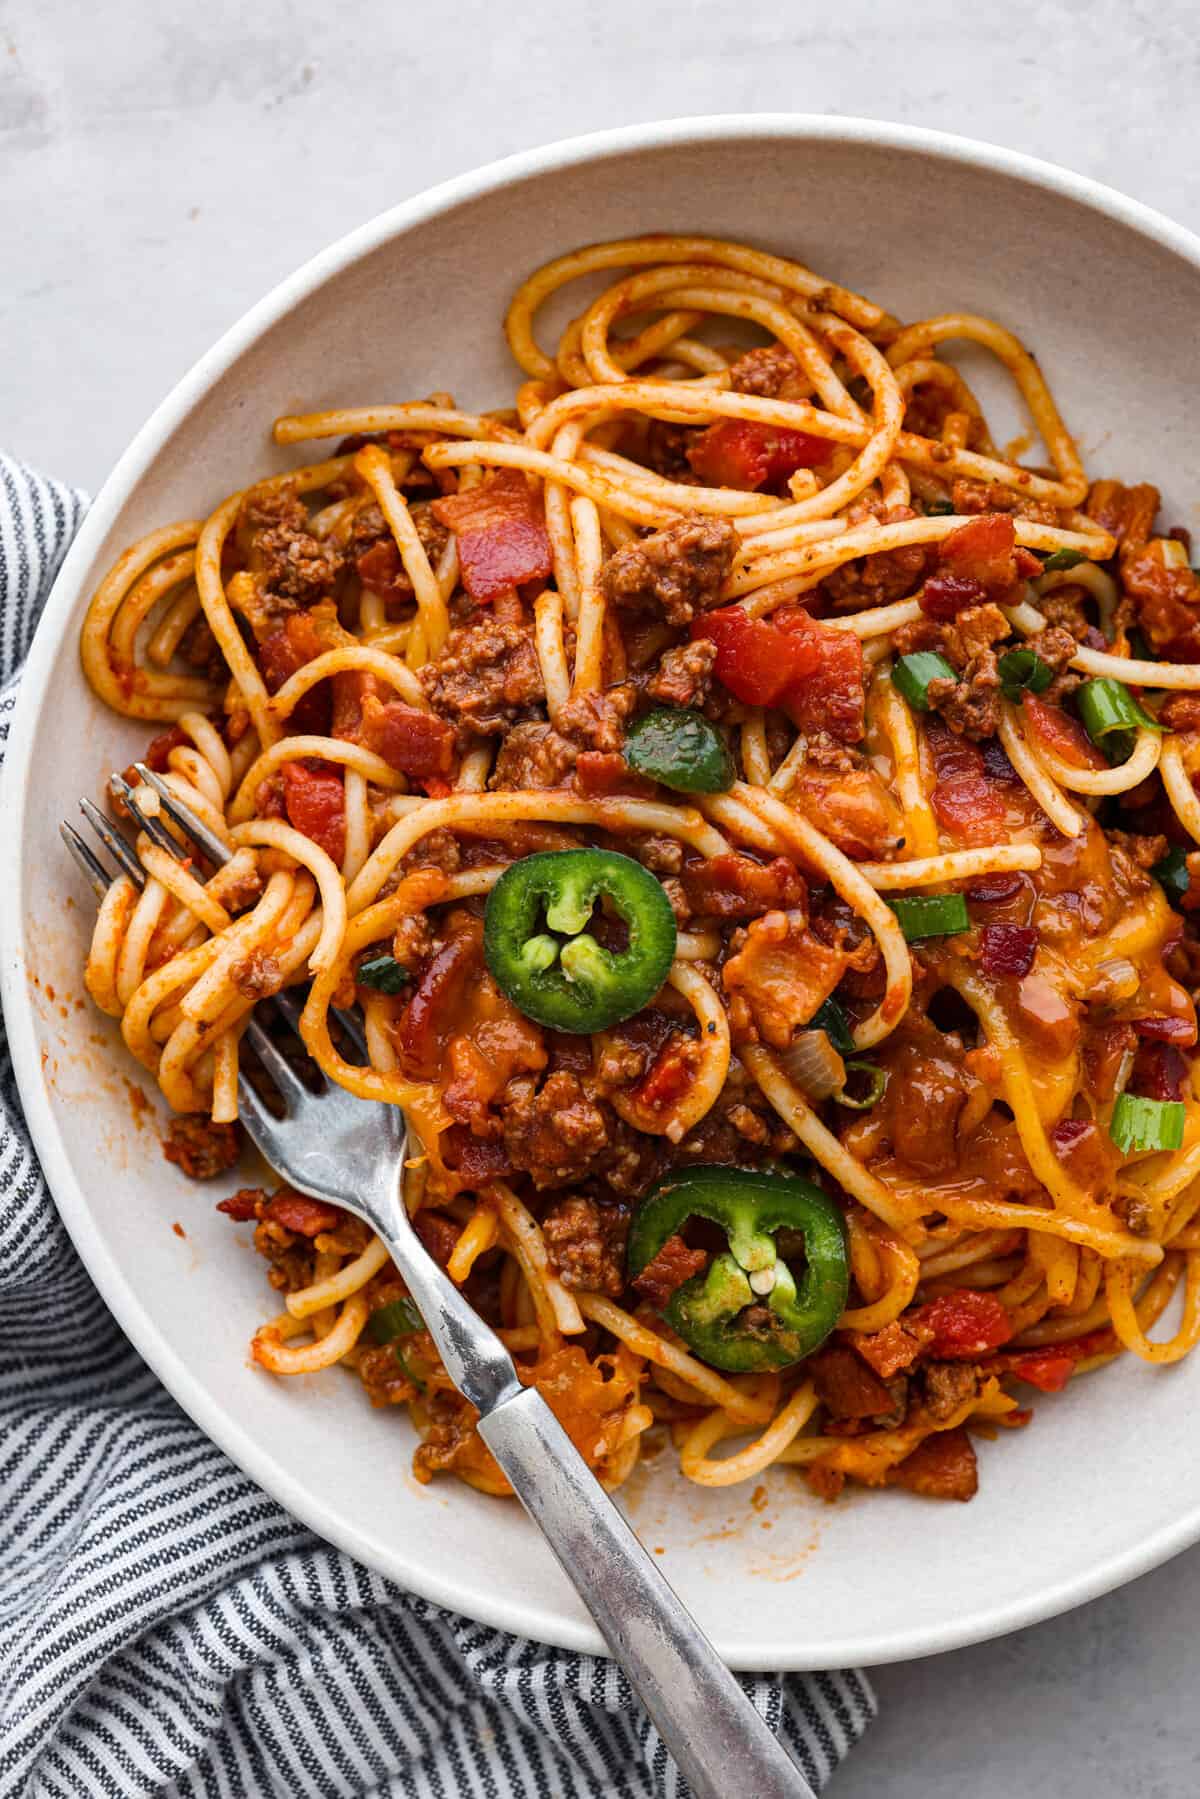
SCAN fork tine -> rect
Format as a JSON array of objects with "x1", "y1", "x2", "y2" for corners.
[
  {"x1": 133, "y1": 763, "x2": 232, "y2": 868},
  {"x1": 110, "y1": 773, "x2": 190, "y2": 861},
  {"x1": 235, "y1": 1068, "x2": 282, "y2": 1144},
  {"x1": 79, "y1": 799, "x2": 146, "y2": 889},
  {"x1": 60, "y1": 821, "x2": 117, "y2": 899},
  {"x1": 242, "y1": 1013, "x2": 323, "y2": 1107}
]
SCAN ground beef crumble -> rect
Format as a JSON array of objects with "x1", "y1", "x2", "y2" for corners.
[
  {"x1": 601, "y1": 515, "x2": 737, "y2": 627},
  {"x1": 541, "y1": 1193, "x2": 631, "y2": 1296}
]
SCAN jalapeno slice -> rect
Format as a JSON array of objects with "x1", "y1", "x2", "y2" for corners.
[
  {"x1": 484, "y1": 848, "x2": 677, "y2": 1033},
  {"x1": 624, "y1": 706, "x2": 734, "y2": 794},
  {"x1": 627, "y1": 1165, "x2": 849, "y2": 1372}
]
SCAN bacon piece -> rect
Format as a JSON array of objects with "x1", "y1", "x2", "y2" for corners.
[
  {"x1": 1049, "y1": 1118, "x2": 1118, "y2": 1194},
  {"x1": 355, "y1": 539, "x2": 411, "y2": 602},
  {"x1": 686, "y1": 419, "x2": 831, "y2": 492},
  {"x1": 915, "y1": 1289, "x2": 1012, "y2": 1358},
  {"x1": 788, "y1": 766, "x2": 904, "y2": 860},
  {"x1": 965, "y1": 871, "x2": 1023, "y2": 903},
  {"x1": 396, "y1": 915, "x2": 485, "y2": 1079},
  {"x1": 680, "y1": 852, "x2": 806, "y2": 921},
  {"x1": 927, "y1": 724, "x2": 1005, "y2": 845},
  {"x1": 281, "y1": 759, "x2": 346, "y2": 863},
  {"x1": 1134, "y1": 1013, "x2": 1197, "y2": 1045},
  {"x1": 414, "y1": 1209, "x2": 462, "y2": 1268},
  {"x1": 216, "y1": 1186, "x2": 264, "y2": 1222},
  {"x1": 1086, "y1": 479, "x2": 1160, "y2": 547},
  {"x1": 886, "y1": 1426, "x2": 978, "y2": 1501},
  {"x1": 809, "y1": 1344, "x2": 897, "y2": 1419},
  {"x1": 265, "y1": 1188, "x2": 345, "y2": 1236},
  {"x1": 633, "y1": 1233, "x2": 707, "y2": 1308},
  {"x1": 1021, "y1": 693, "x2": 1107, "y2": 770},
  {"x1": 432, "y1": 470, "x2": 553, "y2": 602},
  {"x1": 920, "y1": 571, "x2": 987, "y2": 620},
  {"x1": 722, "y1": 909, "x2": 849, "y2": 1049},
  {"x1": 851, "y1": 1319, "x2": 926, "y2": 1379},
  {"x1": 978, "y1": 923, "x2": 1037, "y2": 978},
  {"x1": 144, "y1": 723, "x2": 189, "y2": 772},
  {"x1": 1131, "y1": 1040, "x2": 1188, "y2": 1101}
]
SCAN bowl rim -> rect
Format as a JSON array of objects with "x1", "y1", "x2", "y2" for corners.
[{"x1": 6, "y1": 111, "x2": 1200, "y2": 1668}]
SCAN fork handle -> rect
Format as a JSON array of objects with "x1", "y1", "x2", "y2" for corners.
[{"x1": 478, "y1": 1387, "x2": 814, "y2": 1799}]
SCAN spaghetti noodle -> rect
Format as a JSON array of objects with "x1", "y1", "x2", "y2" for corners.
[{"x1": 77, "y1": 234, "x2": 1200, "y2": 1506}]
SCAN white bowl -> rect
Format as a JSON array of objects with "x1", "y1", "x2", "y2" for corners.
[{"x1": 6, "y1": 116, "x2": 1200, "y2": 1670}]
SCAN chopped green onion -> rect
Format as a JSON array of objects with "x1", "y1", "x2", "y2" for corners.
[
  {"x1": 1109, "y1": 1092, "x2": 1186, "y2": 1155},
  {"x1": 366, "y1": 1297, "x2": 423, "y2": 1344},
  {"x1": 1076, "y1": 679, "x2": 1162, "y2": 755},
  {"x1": 357, "y1": 954, "x2": 410, "y2": 993},
  {"x1": 997, "y1": 648, "x2": 1054, "y2": 702},
  {"x1": 887, "y1": 893, "x2": 970, "y2": 939},
  {"x1": 834, "y1": 1060, "x2": 889, "y2": 1110},
  {"x1": 926, "y1": 498, "x2": 956, "y2": 516},
  {"x1": 809, "y1": 997, "x2": 854, "y2": 1056},
  {"x1": 893, "y1": 651, "x2": 957, "y2": 712},
  {"x1": 1040, "y1": 548, "x2": 1086, "y2": 572},
  {"x1": 1128, "y1": 628, "x2": 1153, "y2": 661},
  {"x1": 1151, "y1": 846, "x2": 1191, "y2": 906}
]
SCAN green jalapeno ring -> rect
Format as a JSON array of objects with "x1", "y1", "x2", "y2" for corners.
[
  {"x1": 484, "y1": 848, "x2": 677, "y2": 1034},
  {"x1": 627, "y1": 1165, "x2": 849, "y2": 1373}
]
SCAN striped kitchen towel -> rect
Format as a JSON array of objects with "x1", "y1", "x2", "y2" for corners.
[{"x1": 0, "y1": 451, "x2": 875, "y2": 1799}]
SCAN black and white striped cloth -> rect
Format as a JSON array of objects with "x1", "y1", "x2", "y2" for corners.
[{"x1": 0, "y1": 451, "x2": 875, "y2": 1799}]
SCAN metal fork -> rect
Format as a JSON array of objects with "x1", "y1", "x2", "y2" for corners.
[{"x1": 64, "y1": 767, "x2": 815, "y2": 1799}]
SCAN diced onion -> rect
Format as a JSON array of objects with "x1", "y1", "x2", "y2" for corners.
[{"x1": 780, "y1": 1029, "x2": 846, "y2": 1101}]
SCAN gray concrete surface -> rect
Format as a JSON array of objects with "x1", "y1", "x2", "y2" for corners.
[{"x1": 3, "y1": 1, "x2": 1199, "y2": 1792}]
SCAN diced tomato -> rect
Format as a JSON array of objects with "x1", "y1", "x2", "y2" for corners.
[
  {"x1": 693, "y1": 605, "x2": 821, "y2": 707},
  {"x1": 144, "y1": 724, "x2": 189, "y2": 772},
  {"x1": 693, "y1": 605, "x2": 865, "y2": 741},
  {"x1": 281, "y1": 759, "x2": 346, "y2": 863},
  {"x1": 978, "y1": 923, "x2": 1037, "y2": 978},
  {"x1": 680, "y1": 852, "x2": 806, "y2": 920},
  {"x1": 927, "y1": 725, "x2": 1006, "y2": 845},
  {"x1": 432, "y1": 469, "x2": 553, "y2": 602},
  {"x1": 686, "y1": 419, "x2": 831, "y2": 492},
  {"x1": 265, "y1": 1188, "x2": 345, "y2": 1236},
  {"x1": 633, "y1": 1037, "x2": 697, "y2": 1112},
  {"x1": 633, "y1": 1234, "x2": 708, "y2": 1308},
  {"x1": 1008, "y1": 1349, "x2": 1078, "y2": 1392},
  {"x1": 1022, "y1": 693, "x2": 1108, "y2": 770},
  {"x1": 258, "y1": 612, "x2": 325, "y2": 690},
  {"x1": 915, "y1": 1288, "x2": 1013, "y2": 1358},
  {"x1": 573, "y1": 750, "x2": 656, "y2": 798},
  {"x1": 358, "y1": 695, "x2": 456, "y2": 782},
  {"x1": 938, "y1": 513, "x2": 1018, "y2": 589}
]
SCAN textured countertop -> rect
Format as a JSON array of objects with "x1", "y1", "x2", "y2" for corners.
[{"x1": 4, "y1": 2, "x2": 1199, "y2": 1793}]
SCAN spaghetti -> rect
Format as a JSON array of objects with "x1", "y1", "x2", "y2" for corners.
[{"x1": 78, "y1": 234, "x2": 1200, "y2": 1506}]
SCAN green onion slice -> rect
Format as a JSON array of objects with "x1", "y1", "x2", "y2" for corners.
[
  {"x1": 1109, "y1": 1092, "x2": 1186, "y2": 1155},
  {"x1": 357, "y1": 954, "x2": 410, "y2": 993},
  {"x1": 997, "y1": 648, "x2": 1054, "y2": 702},
  {"x1": 1151, "y1": 846, "x2": 1191, "y2": 906},
  {"x1": 887, "y1": 893, "x2": 970, "y2": 940},
  {"x1": 1040, "y1": 548, "x2": 1086, "y2": 572},
  {"x1": 366, "y1": 1297, "x2": 423, "y2": 1343},
  {"x1": 833, "y1": 1060, "x2": 889, "y2": 1110},
  {"x1": 893, "y1": 651, "x2": 957, "y2": 713},
  {"x1": 1076, "y1": 678, "x2": 1162, "y2": 749},
  {"x1": 926, "y1": 498, "x2": 956, "y2": 516},
  {"x1": 809, "y1": 996, "x2": 854, "y2": 1056}
]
